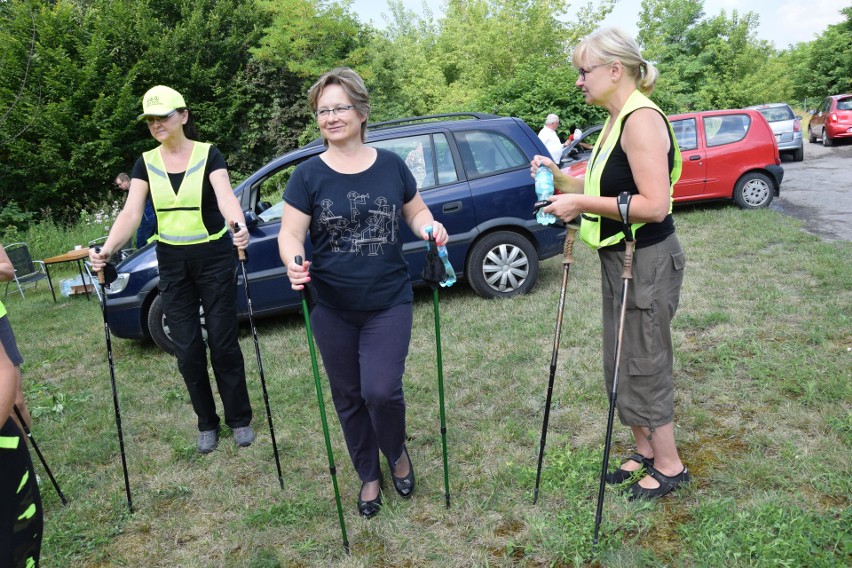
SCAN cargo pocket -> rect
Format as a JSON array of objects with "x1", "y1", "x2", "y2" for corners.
[{"x1": 626, "y1": 352, "x2": 671, "y2": 416}]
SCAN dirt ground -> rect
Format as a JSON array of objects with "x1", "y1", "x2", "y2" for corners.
[{"x1": 773, "y1": 139, "x2": 852, "y2": 242}]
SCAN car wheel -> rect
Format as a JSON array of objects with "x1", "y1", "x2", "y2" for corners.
[
  {"x1": 733, "y1": 172, "x2": 773, "y2": 209},
  {"x1": 808, "y1": 127, "x2": 818, "y2": 144},
  {"x1": 822, "y1": 130, "x2": 833, "y2": 147},
  {"x1": 147, "y1": 294, "x2": 207, "y2": 355},
  {"x1": 466, "y1": 231, "x2": 539, "y2": 299},
  {"x1": 792, "y1": 146, "x2": 804, "y2": 162}
]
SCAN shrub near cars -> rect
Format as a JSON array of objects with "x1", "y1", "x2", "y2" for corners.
[
  {"x1": 808, "y1": 94, "x2": 852, "y2": 147},
  {"x1": 562, "y1": 108, "x2": 784, "y2": 209},
  {"x1": 103, "y1": 113, "x2": 568, "y2": 352}
]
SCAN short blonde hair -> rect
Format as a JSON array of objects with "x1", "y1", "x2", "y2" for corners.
[
  {"x1": 572, "y1": 27, "x2": 659, "y2": 95},
  {"x1": 307, "y1": 67, "x2": 371, "y2": 144}
]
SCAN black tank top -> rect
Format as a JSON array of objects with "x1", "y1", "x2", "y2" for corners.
[{"x1": 599, "y1": 110, "x2": 676, "y2": 250}]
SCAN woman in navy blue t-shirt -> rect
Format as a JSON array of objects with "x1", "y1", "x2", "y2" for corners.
[{"x1": 279, "y1": 68, "x2": 448, "y2": 518}]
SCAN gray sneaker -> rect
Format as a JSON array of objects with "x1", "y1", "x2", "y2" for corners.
[
  {"x1": 233, "y1": 426, "x2": 255, "y2": 447},
  {"x1": 197, "y1": 429, "x2": 219, "y2": 454}
]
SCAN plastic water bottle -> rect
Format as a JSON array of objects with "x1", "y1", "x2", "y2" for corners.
[
  {"x1": 424, "y1": 225, "x2": 457, "y2": 287},
  {"x1": 535, "y1": 163, "x2": 556, "y2": 225}
]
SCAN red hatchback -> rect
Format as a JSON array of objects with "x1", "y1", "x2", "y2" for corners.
[
  {"x1": 562, "y1": 109, "x2": 784, "y2": 209},
  {"x1": 808, "y1": 94, "x2": 852, "y2": 146}
]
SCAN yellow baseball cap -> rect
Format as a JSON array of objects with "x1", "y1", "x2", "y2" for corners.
[{"x1": 137, "y1": 85, "x2": 186, "y2": 120}]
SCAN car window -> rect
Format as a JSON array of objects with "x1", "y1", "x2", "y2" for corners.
[
  {"x1": 836, "y1": 98, "x2": 852, "y2": 111},
  {"x1": 370, "y1": 134, "x2": 437, "y2": 190},
  {"x1": 704, "y1": 114, "x2": 751, "y2": 147},
  {"x1": 671, "y1": 118, "x2": 698, "y2": 151},
  {"x1": 453, "y1": 130, "x2": 528, "y2": 178},
  {"x1": 757, "y1": 107, "x2": 793, "y2": 122},
  {"x1": 434, "y1": 133, "x2": 458, "y2": 185}
]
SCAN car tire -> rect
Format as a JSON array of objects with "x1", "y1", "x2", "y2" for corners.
[
  {"x1": 808, "y1": 127, "x2": 818, "y2": 144},
  {"x1": 466, "y1": 231, "x2": 539, "y2": 299},
  {"x1": 733, "y1": 172, "x2": 773, "y2": 209},
  {"x1": 792, "y1": 146, "x2": 804, "y2": 162},
  {"x1": 147, "y1": 295, "x2": 208, "y2": 355},
  {"x1": 822, "y1": 130, "x2": 833, "y2": 147}
]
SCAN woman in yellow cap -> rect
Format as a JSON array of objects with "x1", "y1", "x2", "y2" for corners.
[{"x1": 90, "y1": 85, "x2": 254, "y2": 454}]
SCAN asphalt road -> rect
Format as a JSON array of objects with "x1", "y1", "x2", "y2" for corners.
[{"x1": 772, "y1": 140, "x2": 852, "y2": 242}]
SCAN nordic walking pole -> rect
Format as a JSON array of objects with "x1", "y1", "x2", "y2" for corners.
[
  {"x1": 593, "y1": 193, "x2": 634, "y2": 547},
  {"x1": 13, "y1": 404, "x2": 68, "y2": 506},
  {"x1": 533, "y1": 221, "x2": 578, "y2": 504},
  {"x1": 95, "y1": 248, "x2": 133, "y2": 513},
  {"x1": 424, "y1": 226, "x2": 454, "y2": 509},
  {"x1": 294, "y1": 255, "x2": 349, "y2": 554},
  {"x1": 232, "y1": 223, "x2": 284, "y2": 489}
]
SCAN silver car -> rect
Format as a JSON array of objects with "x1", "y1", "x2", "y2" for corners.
[{"x1": 746, "y1": 103, "x2": 804, "y2": 161}]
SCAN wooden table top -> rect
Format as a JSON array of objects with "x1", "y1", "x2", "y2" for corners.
[{"x1": 43, "y1": 247, "x2": 91, "y2": 264}]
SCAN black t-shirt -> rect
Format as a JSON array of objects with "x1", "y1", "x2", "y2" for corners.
[
  {"x1": 284, "y1": 149, "x2": 418, "y2": 311},
  {"x1": 132, "y1": 144, "x2": 231, "y2": 260},
  {"x1": 599, "y1": 110, "x2": 676, "y2": 250}
]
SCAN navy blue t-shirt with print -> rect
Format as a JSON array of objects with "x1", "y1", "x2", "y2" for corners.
[{"x1": 284, "y1": 148, "x2": 418, "y2": 311}]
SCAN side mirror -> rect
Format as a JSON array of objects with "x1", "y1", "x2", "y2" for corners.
[{"x1": 243, "y1": 209, "x2": 259, "y2": 228}]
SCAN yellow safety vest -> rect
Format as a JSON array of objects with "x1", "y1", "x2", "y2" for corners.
[
  {"x1": 144, "y1": 142, "x2": 227, "y2": 246},
  {"x1": 579, "y1": 90, "x2": 682, "y2": 249}
]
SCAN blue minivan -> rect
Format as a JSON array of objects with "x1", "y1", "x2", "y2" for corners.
[{"x1": 103, "y1": 113, "x2": 567, "y2": 353}]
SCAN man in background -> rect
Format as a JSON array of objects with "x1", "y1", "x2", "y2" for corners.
[{"x1": 115, "y1": 172, "x2": 156, "y2": 249}]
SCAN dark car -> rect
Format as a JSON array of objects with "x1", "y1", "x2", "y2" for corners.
[
  {"x1": 562, "y1": 109, "x2": 783, "y2": 209},
  {"x1": 808, "y1": 94, "x2": 852, "y2": 146},
  {"x1": 104, "y1": 113, "x2": 567, "y2": 353}
]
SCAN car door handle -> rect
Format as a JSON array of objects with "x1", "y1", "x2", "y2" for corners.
[
  {"x1": 689, "y1": 155, "x2": 701, "y2": 161},
  {"x1": 442, "y1": 201, "x2": 463, "y2": 213}
]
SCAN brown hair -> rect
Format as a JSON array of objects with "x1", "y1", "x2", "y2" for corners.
[{"x1": 307, "y1": 67, "x2": 371, "y2": 144}]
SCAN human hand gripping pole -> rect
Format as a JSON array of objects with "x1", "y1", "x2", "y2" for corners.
[
  {"x1": 532, "y1": 219, "x2": 578, "y2": 504},
  {"x1": 592, "y1": 192, "x2": 634, "y2": 549},
  {"x1": 232, "y1": 222, "x2": 283, "y2": 489},
  {"x1": 422, "y1": 225, "x2": 453, "y2": 508},
  {"x1": 294, "y1": 255, "x2": 349, "y2": 554},
  {"x1": 94, "y1": 247, "x2": 133, "y2": 513}
]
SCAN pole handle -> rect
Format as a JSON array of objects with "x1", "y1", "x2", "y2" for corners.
[
  {"x1": 231, "y1": 222, "x2": 246, "y2": 261},
  {"x1": 562, "y1": 226, "x2": 577, "y2": 266},
  {"x1": 93, "y1": 246, "x2": 106, "y2": 284}
]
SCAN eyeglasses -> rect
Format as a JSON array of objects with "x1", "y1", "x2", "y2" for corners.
[
  {"x1": 578, "y1": 63, "x2": 609, "y2": 81},
  {"x1": 316, "y1": 105, "x2": 355, "y2": 120},
  {"x1": 145, "y1": 110, "x2": 177, "y2": 124}
]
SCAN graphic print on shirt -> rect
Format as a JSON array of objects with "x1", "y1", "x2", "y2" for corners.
[{"x1": 318, "y1": 192, "x2": 399, "y2": 256}]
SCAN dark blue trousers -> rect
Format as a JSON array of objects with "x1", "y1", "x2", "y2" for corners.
[
  {"x1": 158, "y1": 244, "x2": 252, "y2": 432},
  {"x1": 310, "y1": 303, "x2": 412, "y2": 483}
]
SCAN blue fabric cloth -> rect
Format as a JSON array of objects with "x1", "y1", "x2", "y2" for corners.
[
  {"x1": 135, "y1": 199, "x2": 157, "y2": 247},
  {"x1": 284, "y1": 149, "x2": 418, "y2": 311}
]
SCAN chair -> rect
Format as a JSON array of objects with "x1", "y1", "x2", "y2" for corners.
[{"x1": 4, "y1": 242, "x2": 54, "y2": 299}]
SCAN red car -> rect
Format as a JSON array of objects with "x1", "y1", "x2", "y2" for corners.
[
  {"x1": 808, "y1": 94, "x2": 852, "y2": 147},
  {"x1": 562, "y1": 109, "x2": 784, "y2": 209}
]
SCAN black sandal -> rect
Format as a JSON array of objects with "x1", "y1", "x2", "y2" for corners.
[
  {"x1": 605, "y1": 453, "x2": 654, "y2": 485},
  {"x1": 627, "y1": 465, "x2": 690, "y2": 501}
]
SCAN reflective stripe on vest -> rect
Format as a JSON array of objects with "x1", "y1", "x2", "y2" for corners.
[
  {"x1": 0, "y1": 300, "x2": 6, "y2": 319},
  {"x1": 144, "y1": 142, "x2": 227, "y2": 245},
  {"x1": 579, "y1": 90, "x2": 682, "y2": 249}
]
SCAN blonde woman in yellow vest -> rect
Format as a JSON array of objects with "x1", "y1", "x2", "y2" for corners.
[
  {"x1": 532, "y1": 27, "x2": 689, "y2": 500},
  {"x1": 90, "y1": 86, "x2": 255, "y2": 455}
]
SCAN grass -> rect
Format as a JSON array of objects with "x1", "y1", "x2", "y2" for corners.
[{"x1": 5, "y1": 203, "x2": 850, "y2": 567}]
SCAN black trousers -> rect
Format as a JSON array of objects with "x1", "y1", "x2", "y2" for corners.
[
  {"x1": 158, "y1": 243, "x2": 252, "y2": 432},
  {"x1": 1, "y1": 418, "x2": 42, "y2": 568}
]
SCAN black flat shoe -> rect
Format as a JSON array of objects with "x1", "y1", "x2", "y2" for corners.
[
  {"x1": 388, "y1": 445, "x2": 415, "y2": 499},
  {"x1": 628, "y1": 465, "x2": 690, "y2": 501},
  {"x1": 605, "y1": 453, "x2": 654, "y2": 485},
  {"x1": 357, "y1": 481, "x2": 382, "y2": 518}
]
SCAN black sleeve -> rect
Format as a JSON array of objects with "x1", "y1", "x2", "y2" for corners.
[{"x1": 131, "y1": 156, "x2": 148, "y2": 182}]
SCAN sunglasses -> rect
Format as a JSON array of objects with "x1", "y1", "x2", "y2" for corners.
[{"x1": 145, "y1": 110, "x2": 178, "y2": 124}]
